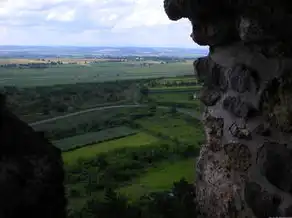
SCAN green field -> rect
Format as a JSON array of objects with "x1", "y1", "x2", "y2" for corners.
[
  {"x1": 0, "y1": 62, "x2": 194, "y2": 87},
  {"x1": 135, "y1": 115, "x2": 204, "y2": 144},
  {"x1": 53, "y1": 126, "x2": 138, "y2": 151},
  {"x1": 119, "y1": 158, "x2": 196, "y2": 200},
  {"x1": 63, "y1": 132, "x2": 159, "y2": 165},
  {"x1": 149, "y1": 92, "x2": 198, "y2": 104},
  {"x1": 159, "y1": 77, "x2": 197, "y2": 82},
  {"x1": 148, "y1": 86, "x2": 201, "y2": 91}
]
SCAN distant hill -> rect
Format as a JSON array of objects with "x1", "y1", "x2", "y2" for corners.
[{"x1": 0, "y1": 46, "x2": 208, "y2": 59}]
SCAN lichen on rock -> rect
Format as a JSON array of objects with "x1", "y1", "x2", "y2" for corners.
[{"x1": 164, "y1": 0, "x2": 292, "y2": 217}]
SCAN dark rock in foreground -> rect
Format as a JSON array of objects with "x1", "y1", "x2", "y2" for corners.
[{"x1": 0, "y1": 95, "x2": 66, "y2": 218}]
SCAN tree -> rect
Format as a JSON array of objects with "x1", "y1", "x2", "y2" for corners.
[
  {"x1": 170, "y1": 105, "x2": 177, "y2": 114},
  {"x1": 140, "y1": 86, "x2": 149, "y2": 97}
]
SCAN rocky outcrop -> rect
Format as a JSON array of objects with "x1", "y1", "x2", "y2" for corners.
[
  {"x1": 164, "y1": 0, "x2": 292, "y2": 217},
  {"x1": 0, "y1": 94, "x2": 66, "y2": 218}
]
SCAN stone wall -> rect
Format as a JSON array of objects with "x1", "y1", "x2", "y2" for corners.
[
  {"x1": 164, "y1": 0, "x2": 292, "y2": 217},
  {"x1": 0, "y1": 94, "x2": 66, "y2": 218}
]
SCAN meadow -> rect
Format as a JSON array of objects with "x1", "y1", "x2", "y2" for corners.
[
  {"x1": 148, "y1": 86, "x2": 201, "y2": 92},
  {"x1": 118, "y1": 158, "x2": 196, "y2": 200},
  {"x1": 0, "y1": 61, "x2": 194, "y2": 87},
  {"x1": 149, "y1": 92, "x2": 197, "y2": 104},
  {"x1": 62, "y1": 132, "x2": 159, "y2": 165},
  {"x1": 62, "y1": 110, "x2": 204, "y2": 212},
  {"x1": 134, "y1": 114, "x2": 204, "y2": 144}
]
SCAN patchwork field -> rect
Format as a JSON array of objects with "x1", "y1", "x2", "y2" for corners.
[
  {"x1": 149, "y1": 92, "x2": 198, "y2": 104},
  {"x1": 148, "y1": 86, "x2": 201, "y2": 92},
  {"x1": 0, "y1": 47, "x2": 207, "y2": 217},
  {"x1": 62, "y1": 132, "x2": 159, "y2": 165},
  {"x1": 119, "y1": 158, "x2": 196, "y2": 200},
  {"x1": 135, "y1": 114, "x2": 204, "y2": 144},
  {"x1": 0, "y1": 62, "x2": 194, "y2": 87},
  {"x1": 53, "y1": 126, "x2": 138, "y2": 151}
]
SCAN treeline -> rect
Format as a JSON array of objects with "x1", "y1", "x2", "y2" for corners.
[
  {"x1": 68, "y1": 179, "x2": 198, "y2": 218},
  {"x1": 146, "y1": 80, "x2": 200, "y2": 88},
  {"x1": 2, "y1": 80, "x2": 137, "y2": 122},
  {"x1": 0, "y1": 61, "x2": 63, "y2": 69}
]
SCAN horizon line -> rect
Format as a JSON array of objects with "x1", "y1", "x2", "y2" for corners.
[{"x1": 0, "y1": 44, "x2": 209, "y2": 50}]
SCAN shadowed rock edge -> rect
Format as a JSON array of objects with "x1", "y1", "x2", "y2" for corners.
[{"x1": 0, "y1": 94, "x2": 67, "y2": 218}]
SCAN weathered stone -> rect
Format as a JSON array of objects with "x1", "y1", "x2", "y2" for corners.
[
  {"x1": 204, "y1": 115, "x2": 224, "y2": 137},
  {"x1": 244, "y1": 182, "x2": 281, "y2": 218},
  {"x1": 238, "y1": 16, "x2": 275, "y2": 43},
  {"x1": 199, "y1": 87, "x2": 221, "y2": 106},
  {"x1": 223, "y1": 96, "x2": 256, "y2": 118},
  {"x1": 223, "y1": 143, "x2": 252, "y2": 172},
  {"x1": 190, "y1": 18, "x2": 239, "y2": 46},
  {"x1": 163, "y1": 0, "x2": 188, "y2": 21},
  {"x1": 164, "y1": 0, "x2": 292, "y2": 217},
  {"x1": 253, "y1": 123, "x2": 271, "y2": 136},
  {"x1": 257, "y1": 142, "x2": 292, "y2": 194},
  {"x1": 194, "y1": 57, "x2": 228, "y2": 90},
  {"x1": 227, "y1": 64, "x2": 260, "y2": 93},
  {"x1": 229, "y1": 122, "x2": 252, "y2": 140}
]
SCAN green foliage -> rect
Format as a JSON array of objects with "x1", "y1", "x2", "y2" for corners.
[
  {"x1": 134, "y1": 114, "x2": 204, "y2": 144},
  {"x1": 63, "y1": 132, "x2": 159, "y2": 165},
  {"x1": 34, "y1": 107, "x2": 154, "y2": 140},
  {"x1": 68, "y1": 179, "x2": 197, "y2": 218},
  {"x1": 64, "y1": 139, "x2": 200, "y2": 194},
  {"x1": 119, "y1": 158, "x2": 196, "y2": 200},
  {"x1": 4, "y1": 80, "x2": 137, "y2": 122}
]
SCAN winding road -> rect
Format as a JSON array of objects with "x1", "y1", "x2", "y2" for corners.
[{"x1": 29, "y1": 104, "x2": 202, "y2": 127}]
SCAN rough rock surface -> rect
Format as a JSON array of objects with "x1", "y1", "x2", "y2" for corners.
[
  {"x1": 164, "y1": 0, "x2": 292, "y2": 217},
  {"x1": 0, "y1": 94, "x2": 67, "y2": 218}
]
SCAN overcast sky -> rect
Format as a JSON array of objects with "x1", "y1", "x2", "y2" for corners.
[{"x1": 0, "y1": 0, "x2": 204, "y2": 48}]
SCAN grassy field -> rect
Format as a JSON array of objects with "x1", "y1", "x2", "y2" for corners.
[
  {"x1": 148, "y1": 86, "x2": 201, "y2": 92},
  {"x1": 149, "y1": 92, "x2": 197, "y2": 104},
  {"x1": 159, "y1": 77, "x2": 197, "y2": 82},
  {"x1": 62, "y1": 132, "x2": 159, "y2": 165},
  {"x1": 0, "y1": 62, "x2": 194, "y2": 87},
  {"x1": 135, "y1": 114, "x2": 204, "y2": 144},
  {"x1": 119, "y1": 158, "x2": 196, "y2": 200},
  {"x1": 53, "y1": 126, "x2": 138, "y2": 151}
]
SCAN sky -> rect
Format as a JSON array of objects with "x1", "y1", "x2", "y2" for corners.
[{"x1": 0, "y1": 0, "x2": 204, "y2": 48}]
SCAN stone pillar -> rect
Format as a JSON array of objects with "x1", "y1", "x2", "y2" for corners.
[{"x1": 164, "y1": 0, "x2": 292, "y2": 217}]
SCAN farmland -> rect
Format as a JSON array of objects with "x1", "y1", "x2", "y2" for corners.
[
  {"x1": 148, "y1": 92, "x2": 199, "y2": 105},
  {"x1": 118, "y1": 158, "x2": 196, "y2": 200},
  {"x1": 53, "y1": 126, "x2": 138, "y2": 152},
  {"x1": 134, "y1": 114, "x2": 204, "y2": 144},
  {"x1": 63, "y1": 132, "x2": 159, "y2": 165},
  {"x1": 61, "y1": 109, "x2": 204, "y2": 213},
  {"x1": 1, "y1": 49, "x2": 206, "y2": 217},
  {"x1": 0, "y1": 61, "x2": 194, "y2": 87}
]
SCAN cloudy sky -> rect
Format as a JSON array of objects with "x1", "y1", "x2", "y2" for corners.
[{"x1": 0, "y1": 0, "x2": 202, "y2": 48}]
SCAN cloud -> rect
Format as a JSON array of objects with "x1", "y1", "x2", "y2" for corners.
[{"x1": 0, "y1": 0, "x2": 202, "y2": 48}]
